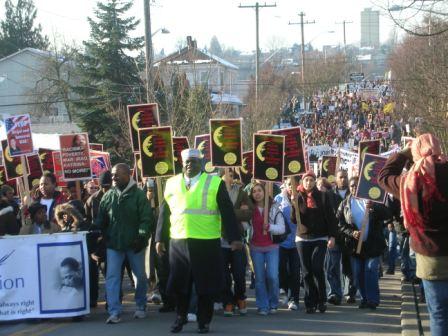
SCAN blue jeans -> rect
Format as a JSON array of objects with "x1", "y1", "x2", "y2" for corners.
[
  {"x1": 106, "y1": 248, "x2": 148, "y2": 316},
  {"x1": 326, "y1": 246, "x2": 342, "y2": 299},
  {"x1": 422, "y1": 279, "x2": 448, "y2": 336},
  {"x1": 400, "y1": 235, "x2": 415, "y2": 280},
  {"x1": 250, "y1": 247, "x2": 279, "y2": 312},
  {"x1": 388, "y1": 248, "x2": 397, "y2": 272},
  {"x1": 351, "y1": 256, "x2": 380, "y2": 305}
]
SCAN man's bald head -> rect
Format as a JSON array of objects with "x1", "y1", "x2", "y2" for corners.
[{"x1": 112, "y1": 163, "x2": 131, "y2": 189}]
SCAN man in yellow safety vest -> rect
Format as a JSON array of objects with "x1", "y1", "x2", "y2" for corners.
[{"x1": 155, "y1": 148, "x2": 242, "y2": 334}]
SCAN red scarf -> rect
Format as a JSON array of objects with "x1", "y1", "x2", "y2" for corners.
[
  {"x1": 400, "y1": 134, "x2": 447, "y2": 229},
  {"x1": 297, "y1": 185, "x2": 317, "y2": 208}
]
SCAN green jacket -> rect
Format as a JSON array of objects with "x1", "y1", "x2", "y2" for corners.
[{"x1": 96, "y1": 179, "x2": 153, "y2": 251}]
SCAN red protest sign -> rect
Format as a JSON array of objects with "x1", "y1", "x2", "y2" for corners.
[
  {"x1": 89, "y1": 143, "x2": 104, "y2": 151},
  {"x1": 239, "y1": 151, "x2": 253, "y2": 185},
  {"x1": 59, "y1": 133, "x2": 92, "y2": 181},
  {"x1": 127, "y1": 103, "x2": 160, "y2": 152},
  {"x1": 172, "y1": 137, "x2": 189, "y2": 175},
  {"x1": 90, "y1": 156, "x2": 108, "y2": 178},
  {"x1": 51, "y1": 151, "x2": 67, "y2": 187},
  {"x1": 4, "y1": 114, "x2": 34, "y2": 157}
]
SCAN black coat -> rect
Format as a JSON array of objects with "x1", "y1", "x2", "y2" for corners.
[
  {"x1": 337, "y1": 195, "x2": 392, "y2": 258},
  {"x1": 155, "y1": 177, "x2": 240, "y2": 295}
]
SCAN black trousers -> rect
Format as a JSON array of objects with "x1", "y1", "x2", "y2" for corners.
[
  {"x1": 297, "y1": 240, "x2": 327, "y2": 308},
  {"x1": 89, "y1": 257, "x2": 99, "y2": 303},
  {"x1": 156, "y1": 245, "x2": 175, "y2": 307},
  {"x1": 176, "y1": 284, "x2": 214, "y2": 325},
  {"x1": 279, "y1": 246, "x2": 301, "y2": 302},
  {"x1": 342, "y1": 250, "x2": 357, "y2": 298},
  {"x1": 222, "y1": 247, "x2": 247, "y2": 305}
]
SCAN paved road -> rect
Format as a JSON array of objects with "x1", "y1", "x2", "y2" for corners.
[{"x1": 1, "y1": 272, "x2": 402, "y2": 336}]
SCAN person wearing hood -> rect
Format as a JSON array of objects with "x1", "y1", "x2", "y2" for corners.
[{"x1": 96, "y1": 163, "x2": 154, "y2": 324}]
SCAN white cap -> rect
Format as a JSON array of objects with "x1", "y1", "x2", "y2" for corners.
[{"x1": 181, "y1": 148, "x2": 201, "y2": 162}]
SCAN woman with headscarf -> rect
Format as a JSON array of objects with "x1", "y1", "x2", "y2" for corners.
[{"x1": 379, "y1": 133, "x2": 448, "y2": 336}]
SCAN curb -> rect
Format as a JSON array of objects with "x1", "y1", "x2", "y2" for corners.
[{"x1": 401, "y1": 281, "x2": 425, "y2": 336}]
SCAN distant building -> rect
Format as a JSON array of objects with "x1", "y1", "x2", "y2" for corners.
[
  {"x1": 361, "y1": 8, "x2": 380, "y2": 48},
  {"x1": 0, "y1": 48, "x2": 80, "y2": 133},
  {"x1": 154, "y1": 36, "x2": 243, "y2": 117}
]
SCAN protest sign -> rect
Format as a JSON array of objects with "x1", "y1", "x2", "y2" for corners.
[
  {"x1": 59, "y1": 134, "x2": 92, "y2": 181},
  {"x1": 0, "y1": 233, "x2": 90, "y2": 320},
  {"x1": 0, "y1": 166, "x2": 18, "y2": 194},
  {"x1": 355, "y1": 153, "x2": 388, "y2": 203},
  {"x1": 138, "y1": 126, "x2": 175, "y2": 178},
  {"x1": 270, "y1": 127, "x2": 306, "y2": 176},
  {"x1": 38, "y1": 148, "x2": 55, "y2": 174},
  {"x1": 172, "y1": 137, "x2": 189, "y2": 175},
  {"x1": 239, "y1": 151, "x2": 253, "y2": 185},
  {"x1": 210, "y1": 119, "x2": 242, "y2": 167},
  {"x1": 51, "y1": 151, "x2": 67, "y2": 188},
  {"x1": 1, "y1": 140, "x2": 23, "y2": 180},
  {"x1": 90, "y1": 156, "x2": 108, "y2": 179},
  {"x1": 26, "y1": 154, "x2": 43, "y2": 188},
  {"x1": 306, "y1": 144, "x2": 332, "y2": 162},
  {"x1": 401, "y1": 136, "x2": 415, "y2": 149},
  {"x1": 253, "y1": 134, "x2": 285, "y2": 183},
  {"x1": 90, "y1": 150, "x2": 111, "y2": 171},
  {"x1": 127, "y1": 103, "x2": 160, "y2": 152},
  {"x1": 133, "y1": 153, "x2": 142, "y2": 183},
  {"x1": 358, "y1": 139, "x2": 381, "y2": 171},
  {"x1": 89, "y1": 143, "x2": 103, "y2": 152},
  {"x1": 195, "y1": 134, "x2": 215, "y2": 174},
  {"x1": 320, "y1": 155, "x2": 338, "y2": 182},
  {"x1": 4, "y1": 114, "x2": 34, "y2": 157}
]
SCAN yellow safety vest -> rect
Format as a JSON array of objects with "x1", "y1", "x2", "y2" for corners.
[{"x1": 164, "y1": 173, "x2": 221, "y2": 239}]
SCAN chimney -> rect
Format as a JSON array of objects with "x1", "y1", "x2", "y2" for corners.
[{"x1": 186, "y1": 36, "x2": 197, "y2": 50}]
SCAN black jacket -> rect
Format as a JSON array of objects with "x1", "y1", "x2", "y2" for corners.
[{"x1": 337, "y1": 195, "x2": 392, "y2": 258}]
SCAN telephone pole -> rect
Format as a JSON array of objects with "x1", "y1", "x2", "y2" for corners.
[
  {"x1": 289, "y1": 12, "x2": 315, "y2": 108},
  {"x1": 336, "y1": 20, "x2": 353, "y2": 54},
  {"x1": 239, "y1": 2, "x2": 276, "y2": 105},
  {"x1": 144, "y1": 0, "x2": 154, "y2": 102}
]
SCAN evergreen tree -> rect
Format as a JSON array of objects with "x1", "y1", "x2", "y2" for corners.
[
  {"x1": 0, "y1": 0, "x2": 49, "y2": 58},
  {"x1": 74, "y1": 0, "x2": 144, "y2": 163}
]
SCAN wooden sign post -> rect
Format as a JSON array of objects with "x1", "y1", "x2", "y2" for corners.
[{"x1": 356, "y1": 210, "x2": 370, "y2": 254}]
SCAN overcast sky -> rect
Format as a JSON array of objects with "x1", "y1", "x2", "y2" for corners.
[{"x1": 1, "y1": 0, "x2": 399, "y2": 54}]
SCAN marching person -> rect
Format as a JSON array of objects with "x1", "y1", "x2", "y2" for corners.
[
  {"x1": 292, "y1": 170, "x2": 337, "y2": 314},
  {"x1": 33, "y1": 172, "x2": 67, "y2": 224},
  {"x1": 379, "y1": 133, "x2": 448, "y2": 336},
  {"x1": 249, "y1": 182, "x2": 285, "y2": 316},
  {"x1": 96, "y1": 163, "x2": 154, "y2": 324},
  {"x1": 337, "y1": 176, "x2": 391, "y2": 310},
  {"x1": 155, "y1": 149, "x2": 242, "y2": 334}
]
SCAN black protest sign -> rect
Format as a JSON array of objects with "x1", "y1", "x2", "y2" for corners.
[
  {"x1": 172, "y1": 137, "x2": 189, "y2": 174},
  {"x1": 38, "y1": 148, "x2": 55, "y2": 174},
  {"x1": 270, "y1": 127, "x2": 306, "y2": 176},
  {"x1": 253, "y1": 134, "x2": 285, "y2": 183},
  {"x1": 320, "y1": 155, "x2": 338, "y2": 183},
  {"x1": 138, "y1": 126, "x2": 175, "y2": 178},
  {"x1": 194, "y1": 134, "x2": 216, "y2": 174},
  {"x1": 210, "y1": 119, "x2": 242, "y2": 167},
  {"x1": 128, "y1": 103, "x2": 160, "y2": 152},
  {"x1": 1, "y1": 139, "x2": 23, "y2": 180},
  {"x1": 358, "y1": 139, "x2": 381, "y2": 172},
  {"x1": 239, "y1": 151, "x2": 253, "y2": 185},
  {"x1": 356, "y1": 153, "x2": 388, "y2": 203}
]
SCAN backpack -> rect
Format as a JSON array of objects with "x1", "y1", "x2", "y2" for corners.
[{"x1": 271, "y1": 210, "x2": 292, "y2": 244}]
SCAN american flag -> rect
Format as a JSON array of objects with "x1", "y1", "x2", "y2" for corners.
[{"x1": 5, "y1": 114, "x2": 29, "y2": 133}]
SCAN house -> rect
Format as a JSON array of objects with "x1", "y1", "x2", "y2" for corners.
[
  {"x1": 0, "y1": 48, "x2": 80, "y2": 133},
  {"x1": 154, "y1": 36, "x2": 243, "y2": 117}
]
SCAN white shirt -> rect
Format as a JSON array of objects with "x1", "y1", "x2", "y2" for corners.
[
  {"x1": 40, "y1": 198, "x2": 54, "y2": 219},
  {"x1": 184, "y1": 172, "x2": 201, "y2": 190}
]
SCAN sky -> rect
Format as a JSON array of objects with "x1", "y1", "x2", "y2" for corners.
[{"x1": 0, "y1": 0, "x2": 399, "y2": 54}]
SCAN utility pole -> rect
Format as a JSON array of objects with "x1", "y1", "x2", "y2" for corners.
[
  {"x1": 289, "y1": 12, "x2": 314, "y2": 109},
  {"x1": 336, "y1": 20, "x2": 353, "y2": 54},
  {"x1": 144, "y1": 0, "x2": 153, "y2": 102},
  {"x1": 239, "y1": 2, "x2": 276, "y2": 106}
]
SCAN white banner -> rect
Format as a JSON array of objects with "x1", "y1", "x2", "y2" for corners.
[
  {"x1": 306, "y1": 145, "x2": 332, "y2": 162},
  {"x1": 0, "y1": 233, "x2": 90, "y2": 320}
]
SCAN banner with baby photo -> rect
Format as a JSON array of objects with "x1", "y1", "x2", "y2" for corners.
[{"x1": 0, "y1": 233, "x2": 90, "y2": 321}]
